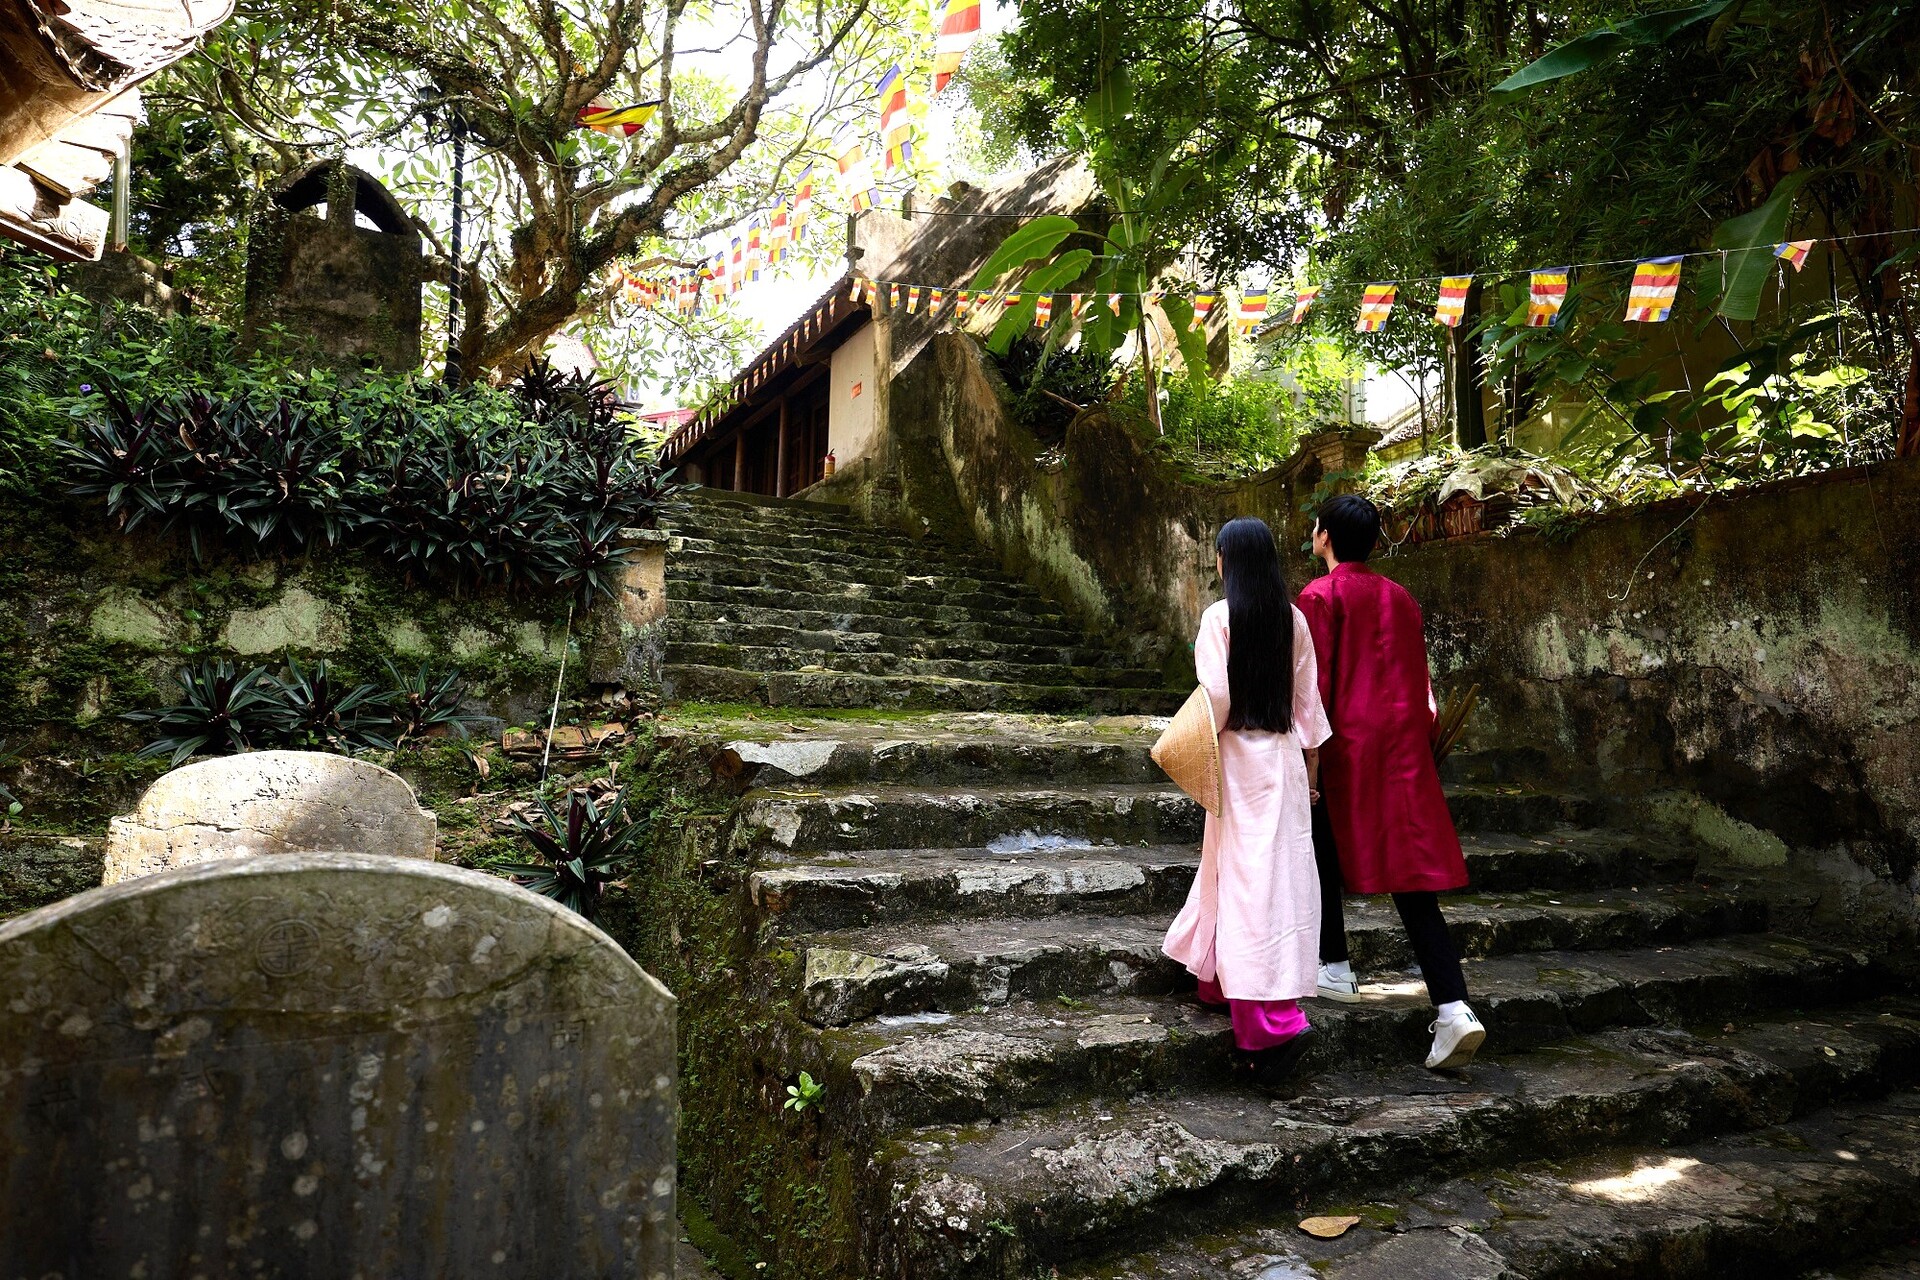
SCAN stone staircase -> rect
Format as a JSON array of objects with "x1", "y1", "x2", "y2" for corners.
[
  {"x1": 657, "y1": 490, "x2": 1182, "y2": 713},
  {"x1": 702, "y1": 724, "x2": 1920, "y2": 1280}
]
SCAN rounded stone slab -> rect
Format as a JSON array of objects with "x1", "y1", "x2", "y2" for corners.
[
  {"x1": 0, "y1": 853, "x2": 676, "y2": 1279},
  {"x1": 104, "y1": 750, "x2": 438, "y2": 885}
]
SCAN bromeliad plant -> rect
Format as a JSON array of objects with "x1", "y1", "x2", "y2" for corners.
[
  {"x1": 383, "y1": 660, "x2": 484, "y2": 744},
  {"x1": 126, "y1": 659, "x2": 481, "y2": 763},
  {"x1": 123, "y1": 660, "x2": 288, "y2": 765},
  {"x1": 500, "y1": 785, "x2": 644, "y2": 920}
]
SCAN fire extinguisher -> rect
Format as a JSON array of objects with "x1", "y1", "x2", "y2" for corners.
[{"x1": 823, "y1": 449, "x2": 837, "y2": 477}]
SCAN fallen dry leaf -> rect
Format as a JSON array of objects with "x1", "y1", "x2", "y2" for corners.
[{"x1": 1298, "y1": 1215, "x2": 1361, "y2": 1239}]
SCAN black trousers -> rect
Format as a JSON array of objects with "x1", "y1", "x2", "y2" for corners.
[{"x1": 1313, "y1": 803, "x2": 1470, "y2": 1007}]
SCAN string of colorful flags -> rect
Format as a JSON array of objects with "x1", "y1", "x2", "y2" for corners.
[
  {"x1": 637, "y1": 236, "x2": 1824, "y2": 336},
  {"x1": 609, "y1": 0, "x2": 985, "y2": 314}
]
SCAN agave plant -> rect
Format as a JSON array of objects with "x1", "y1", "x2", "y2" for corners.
[
  {"x1": 270, "y1": 659, "x2": 394, "y2": 752},
  {"x1": 500, "y1": 786, "x2": 643, "y2": 919},
  {"x1": 383, "y1": 659, "x2": 483, "y2": 743},
  {"x1": 124, "y1": 661, "x2": 285, "y2": 765}
]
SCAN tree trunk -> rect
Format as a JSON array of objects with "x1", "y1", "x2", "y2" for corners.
[{"x1": 1451, "y1": 281, "x2": 1488, "y2": 449}]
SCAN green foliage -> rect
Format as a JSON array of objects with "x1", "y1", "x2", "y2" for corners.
[
  {"x1": 123, "y1": 660, "x2": 289, "y2": 766},
  {"x1": 1132, "y1": 375, "x2": 1300, "y2": 476},
  {"x1": 63, "y1": 359, "x2": 686, "y2": 603},
  {"x1": 500, "y1": 785, "x2": 643, "y2": 919},
  {"x1": 123, "y1": 658, "x2": 482, "y2": 765},
  {"x1": 783, "y1": 1071, "x2": 825, "y2": 1113},
  {"x1": 991, "y1": 336, "x2": 1119, "y2": 440},
  {"x1": 988, "y1": 0, "x2": 1917, "y2": 482}
]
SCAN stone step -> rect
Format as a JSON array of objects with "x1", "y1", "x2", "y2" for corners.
[
  {"x1": 794, "y1": 903, "x2": 1804, "y2": 1028},
  {"x1": 806, "y1": 890, "x2": 1786, "y2": 1128},
  {"x1": 1057, "y1": 1083, "x2": 1920, "y2": 1280},
  {"x1": 663, "y1": 641, "x2": 1164, "y2": 689},
  {"x1": 723, "y1": 736, "x2": 1165, "y2": 791},
  {"x1": 668, "y1": 577, "x2": 1078, "y2": 630},
  {"x1": 667, "y1": 599, "x2": 1094, "y2": 649},
  {"x1": 751, "y1": 830, "x2": 1702, "y2": 933},
  {"x1": 740, "y1": 783, "x2": 1203, "y2": 857},
  {"x1": 666, "y1": 619, "x2": 1140, "y2": 670},
  {"x1": 669, "y1": 531, "x2": 1008, "y2": 576},
  {"x1": 663, "y1": 665, "x2": 1185, "y2": 715},
  {"x1": 737, "y1": 783, "x2": 1596, "y2": 861},
  {"x1": 877, "y1": 998, "x2": 1920, "y2": 1279},
  {"x1": 666, "y1": 560, "x2": 1057, "y2": 614}
]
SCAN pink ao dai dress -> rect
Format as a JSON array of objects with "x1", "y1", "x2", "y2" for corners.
[{"x1": 1161, "y1": 600, "x2": 1333, "y2": 1049}]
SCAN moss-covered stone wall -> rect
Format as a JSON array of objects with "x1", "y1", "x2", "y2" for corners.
[
  {"x1": 1388, "y1": 459, "x2": 1920, "y2": 949},
  {"x1": 0, "y1": 489, "x2": 583, "y2": 831}
]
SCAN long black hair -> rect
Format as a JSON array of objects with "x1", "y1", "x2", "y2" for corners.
[{"x1": 1215, "y1": 517, "x2": 1295, "y2": 733}]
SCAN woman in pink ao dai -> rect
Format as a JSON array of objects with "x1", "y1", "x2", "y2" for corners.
[{"x1": 1162, "y1": 517, "x2": 1332, "y2": 1070}]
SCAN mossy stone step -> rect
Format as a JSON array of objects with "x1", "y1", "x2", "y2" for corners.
[
  {"x1": 666, "y1": 599, "x2": 1094, "y2": 649},
  {"x1": 891, "y1": 1004, "x2": 1920, "y2": 1280},
  {"x1": 1060, "y1": 1084, "x2": 1920, "y2": 1280},
  {"x1": 735, "y1": 783, "x2": 1596, "y2": 861},
  {"x1": 663, "y1": 665, "x2": 1184, "y2": 716},
  {"x1": 666, "y1": 567, "x2": 1057, "y2": 616},
  {"x1": 666, "y1": 577, "x2": 1079, "y2": 628},
  {"x1": 668, "y1": 530, "x2": 1000, "y2": 572},
  {"x1": 795, "y1": 910, "x2": 1821, "y2": 1028},
  {"x1": 666, "y1": 619, "x2": 1139, "y2": 669},
  {"x1": 664, "y1": 641, "x2": 1162, "y2": 688},
  {"x1": 722, "y1": 736, "x2": 1163, "y2": 791}
]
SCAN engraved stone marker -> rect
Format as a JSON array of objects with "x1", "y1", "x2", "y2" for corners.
[
  {"x1": 104, "y1": 750, "x2": 438, "y2": 885},
  {"x1": 0, "y1": 853, "x2": 677, "y2": 1279}
]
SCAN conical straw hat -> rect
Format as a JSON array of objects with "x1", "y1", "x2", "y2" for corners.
[{"x1": 1151, "y1": 686, "x2": 1223, "y2": 815}]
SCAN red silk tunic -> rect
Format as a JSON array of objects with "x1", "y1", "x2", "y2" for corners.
[{"x1": 1296, "y1": 562, "x2": 1468, "y2": 895}]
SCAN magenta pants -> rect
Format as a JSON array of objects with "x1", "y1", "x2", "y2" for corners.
[{"x1": 1196, "y1": 978, "x2": 1309, "y2": 1051}]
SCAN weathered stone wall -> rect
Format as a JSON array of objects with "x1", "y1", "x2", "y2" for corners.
[
  {"x1": 0, "y1": 492, "x2": 580, "y2": 826},
  {"x1": 1388, "y1": 459, "x2": 1920, "y2": 945}
]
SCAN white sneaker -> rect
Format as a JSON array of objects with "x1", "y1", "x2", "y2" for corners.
[
  {"x1": 1316, "y1": 964, "x2": 1363, "y2": 1003},
  {"x1": 1425, "y1": 1007, "x2": 1486, "y2": 1070}
]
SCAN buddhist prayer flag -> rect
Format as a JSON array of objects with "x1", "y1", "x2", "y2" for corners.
[
  {"x1": 1776, "y1": 240, "x2": 1814, "y2": 272},
  {"x1": 956, "y1": 290, "x2": 973, "y2": 319},
  {"x1": 932, "y1": 0, "x2": 983, "y2": 93},
  {"x1": 930, "y1": 287, "x2": 945, "y2": 314},
  {"x1": 1355, "y1": 283, "x2": 1396, "y2": 332},
  {"x1": 1236, "y1": 291, "x2": 1270, "y2": 334},
  {"x1": 849, "y1": 276, "x2": 865, "y2": 301},
  {"x1": 793, "y1": 166, "x2": 818, "y2": 236},
  {"x1": 1290, "y1": 286, "x2": 1321, "y2": 324},
  {"x1": 1035, "y1": 294, "x2": 1053, "y2": 326},
  {"x1": 1070, "y1": 294, "x2": 1086, "y2": 319},
  {"x1": 576, "y1": 100, "x2": 659, "y2": 135},
  {"x1": 877, "y1": 65, "x2": 913, "y2": 171},
  {"x1": 889, "y1": 282, "x2": 901, "y2": 310},
  {"x1": 1624, "y1": 255, "x2": 1682, "y2": 322},
  {"x1": 769, "y1": 200, "x2": 791, "y2": 263},
  {"x1": 730, "y1": 236, "x2": 744, "y2": 284},
  {"x1": 1527, "y1": 269, "x2": 1570, "y2": 327},
  {"x1": 747, "y1": 222, "x2": 764, "y2": 281},
  {"x1": 1434, "y1": 275, "x2": 1471, "y2": 327},
  {"x1": 1107, "y1": 292, "x2": 1122, "y2": 316},
  {"x1": 836, "y1": 135, "x2": 876, "y2": 212},
  {"x1": 1192, "y1": 293, "x2": 1216, "y2": 330},
  {"x1": 907, "y1": 285, "x2": 923, "y2": 314},
  {"x1": 862, "y1": 277, "x2": 879, "y2": 306}
]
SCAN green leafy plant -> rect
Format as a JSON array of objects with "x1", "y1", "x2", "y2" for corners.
[
  {"x1": 383, "y1": 660, "x2": 483, "y2": 743},
  {"x1": 63, "y1": 358, "x2": 687, "y2": 602},
  {"x1": 500, "y1": 786, "x2": 643, "y2": 919},
  {"x1": 784, "y1": 1071, "x2": 826, "y2": 1113},
  {"x1": 992, "y1": 335, "x2": 1119, "y2": 440},
  {"x1": 271, "y1": 659, "x2": 395, "y2": 753},
  {"x1": 123, "y1": 660, "x2": 286, "y2": 765}
]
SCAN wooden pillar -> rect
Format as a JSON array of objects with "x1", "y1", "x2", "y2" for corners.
[
  {"x1": 775, "y1": 399, "x2": 791, "y2": 498},
  {"x1": 732, "y1": 432, "x2": 746, "y2": 491}
]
